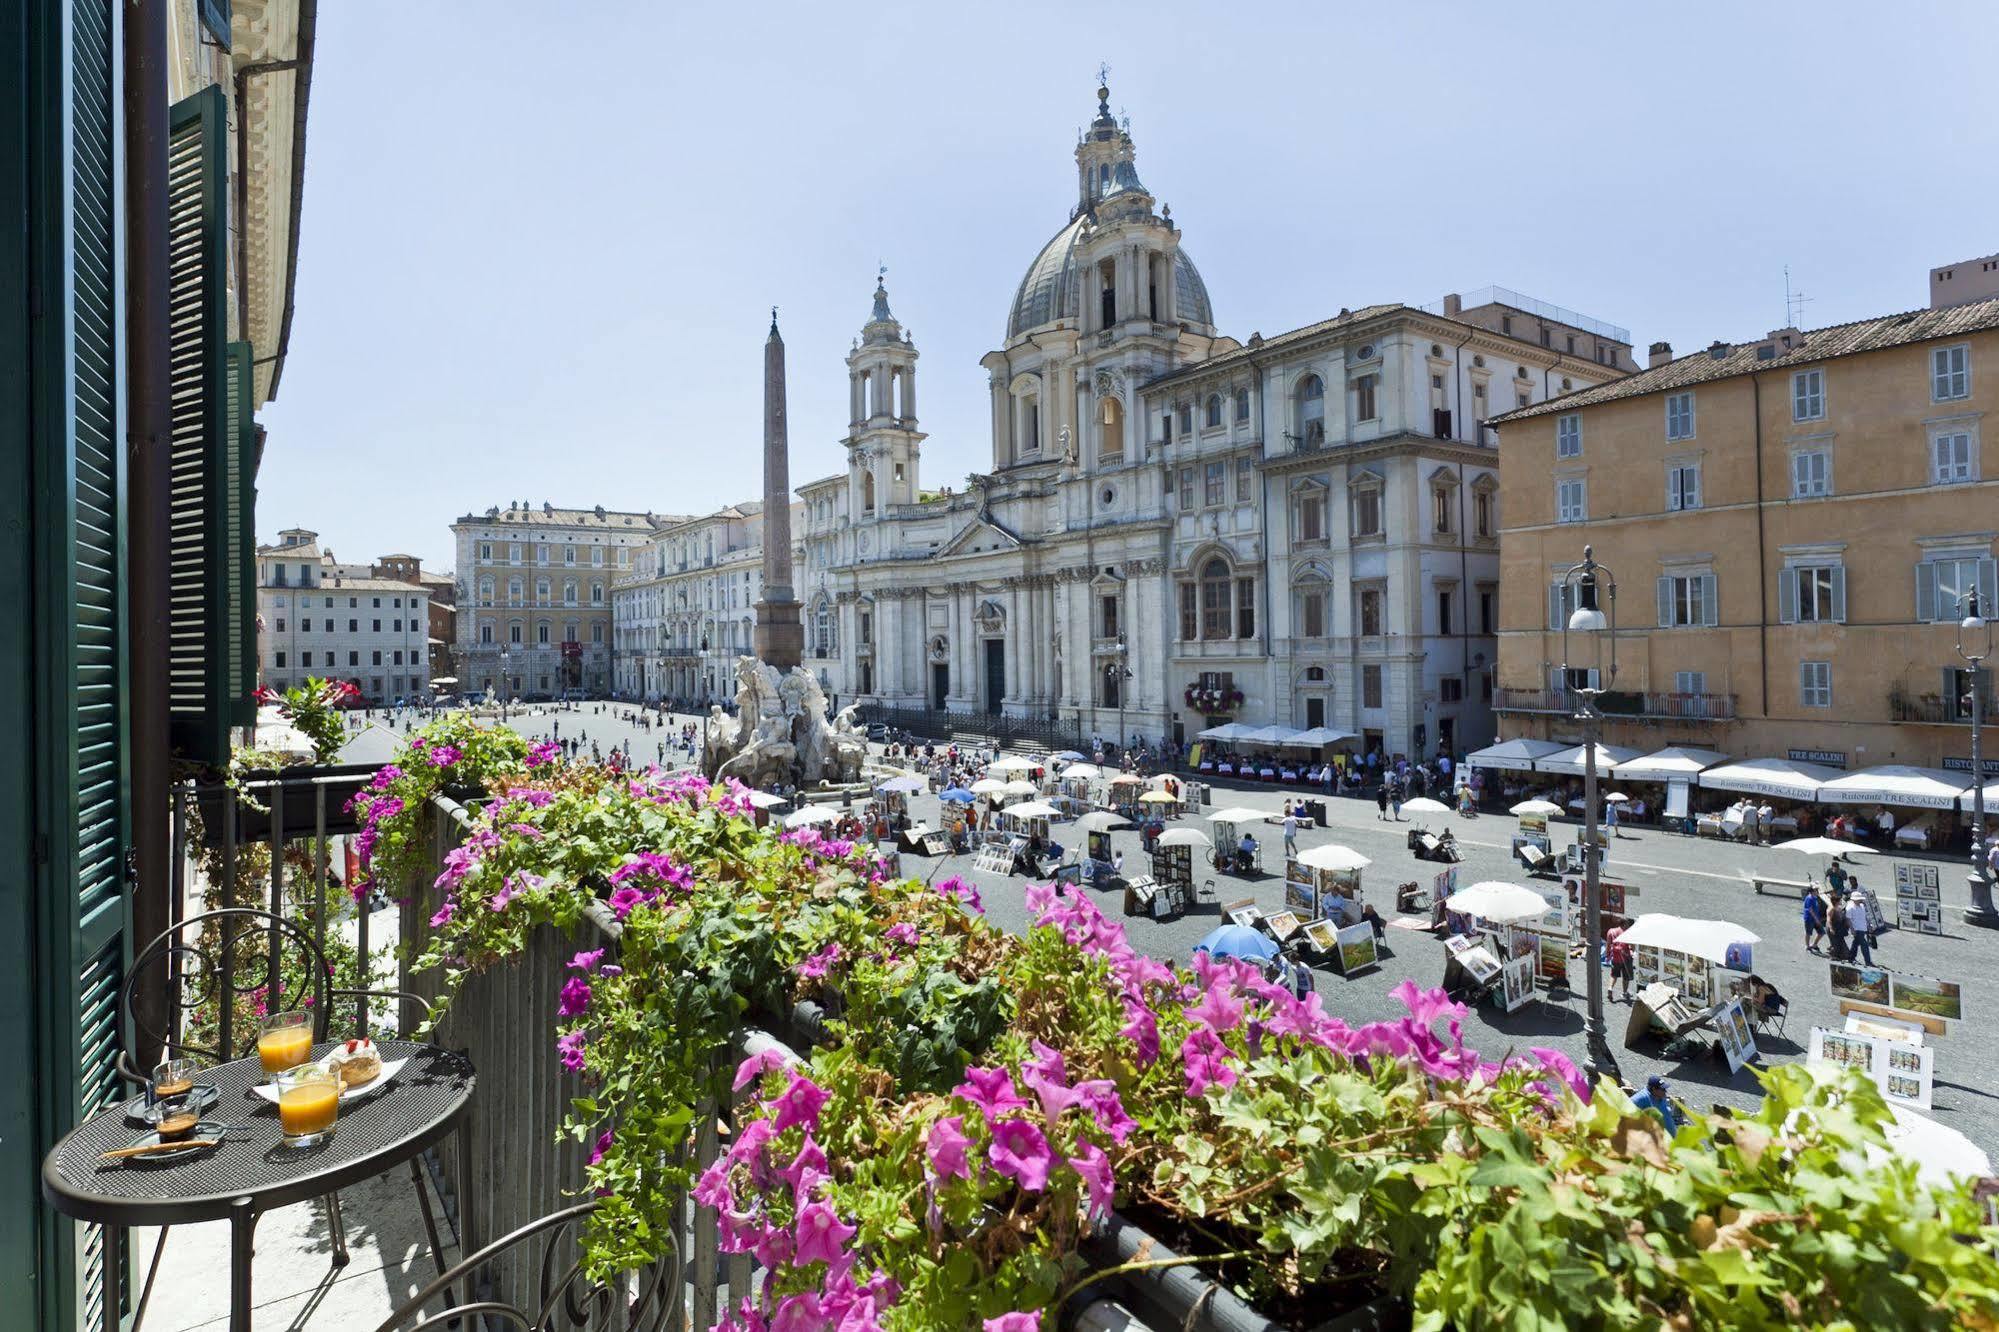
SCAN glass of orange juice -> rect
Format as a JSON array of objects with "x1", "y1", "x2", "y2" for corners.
[
  {"x1": 273, "y1": 1065, "x2": 340, "y2": 1145},
  {"x1": 257, "y1": 1010, "x2": 315, "y2": 1073}
]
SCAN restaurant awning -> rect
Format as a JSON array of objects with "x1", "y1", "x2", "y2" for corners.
[
  {"x1": 1281, "y1": 726, "x2": 1357, "y2": 748},
  {"x1": 1696, "y1": 756, "x2": 1845, "y2": 801},
  {"x1": 1197, "y1": 722, "x2": 1254, "y2": 741},
  {"x1": 1465, "y1": 739, "x2": 1565, "y2": 772},
  {"x1": 1612, "y1": 746, "x2": 1731, "y2": 784},
  {"x1": 1532, "y1": 742, "x2": 1645, "y2": 777},
  {"x1": 1239, "y1": 725, "x2": 1301, "y2": 746},
  {"x1": 1816, "y1": 765, "x2": 1970, "y2": 809}
]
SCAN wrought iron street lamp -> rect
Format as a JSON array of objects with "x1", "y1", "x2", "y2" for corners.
[
  {"x1": 1558, "y1": 546, "x2": 1622, "y2": 1084},
  {"x1": 498, "y1": 644, "x2": 511, "y2": 719},
  {"x1": 1107, "y1": 633, "x2": 1134, "y2": 752},
  {"x1": 1958, "y1": 589, "x2": 1997, "y2": 927}
]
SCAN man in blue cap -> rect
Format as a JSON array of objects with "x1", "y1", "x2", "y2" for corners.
[{"x1": 1631, "y1": 1075, "x2": 1681, "y2": 1136}]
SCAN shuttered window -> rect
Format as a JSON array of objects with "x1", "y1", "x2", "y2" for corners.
[
  {"x1": 6, "y1": 3, "x2": 135, "y2": 1327},
  {"x1": 166, "y1": 87, "x2": 251, "y2": 764},
  {"x1": 1915, "y1": 555, "x2": 1998, "y2": 624}
]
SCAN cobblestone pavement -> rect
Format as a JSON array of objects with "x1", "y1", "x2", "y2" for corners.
[{"x1": 339, "y1": 707, "x2": 1999, "y2": 1156}]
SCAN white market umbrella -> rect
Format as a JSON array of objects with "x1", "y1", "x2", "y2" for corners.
[
  {"x1": 1509, "y1": 799, "x2": 1564, "y2": 817},
  {"x1": 1534, "y1": 742, "x2": 1644, "y2": 777},
  {"x1": 1060, "y1": 763, "x2": 1105, "y2": 780},
  {"x1": 1400, "y1": 797, "x2": 1451, "y2": 816},
  {"x1": 1205, "y1": 806, "x2": 1272, "y2": 825},
  {"x1": 876, "y1": 775, "x2": 926, "y2": 795},
  {"x1": 1107, "y1": 773, "x2": 1146, "y2": 787},
  {"x1": 1601, "y1": 792, "x2": 1631, "y2": 804},
  {"x1": 1614, "y1": 913, "x2": 1759, "y2": 965},
  {"x1": 1817, "y1": 765, "x2": 1971, "y2": 810},
  {"x1": 1697, "y1": 756, "x2": 1842, "y2": 801},
  {"x1": 1445, "y1": 881, "x2": 1549, "y2": 924},
  {"x1": 1000, "y1": 779, "x2": 1040, "y2": 797},
  {"x1": 969, "y1": 778, "x2": 1009, "y2": 795},
  {"x1": 1003, "y1": 800, "x2": 1061, "y2": 820},
  {"x1": 1147, "y1": 773, "x2": 1179, "y2": 790},
  {"x1": 988, "y1": 755, "x2": 1042, "y2": 773},
  {"x1": 1295, "y1": 843, "x2": 1371, "y2": 872},
  {"x1": 784, "y1": 805, "x2": 842, "y2": 829},
  {"x1": 1876, "y1": 1106, "x2": 1994, "y2": 1191},
  {"x1": 1240, "y1": 725, "x2": 1302, "y2": 746},
  {"x1": 1775, "y1": 837, "x2": 1878, "y2": 859},
  {"x1": 1197, "y1": 722, "x2": 1254, "y2": 741},
  {"x1": 742, "y1": 790, "x2": 788, "y2": 810},
  {"x1": 1138, "y1": 789, "x2": 1178, "y2": 804},
  {"x1": 1075, "y1": 811, "x2": 1133, "y2": 833},
  {"x1": 1282, "y1": 726, "x2": 1357, "y2": 749},
  {"x1": 1155, "y1": 827, "x2": 1212, "y2": 850}
]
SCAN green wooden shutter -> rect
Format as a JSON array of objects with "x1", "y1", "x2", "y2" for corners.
[
  {"x1": 226, "y1": 341, "x2": 259, "y2": 726},
  {"x1": 165, "y1": 86, "x2": 233, "y2": 765},
  {"x1": 2, "y1": 2, "x2": 134, "y2": 1329}
]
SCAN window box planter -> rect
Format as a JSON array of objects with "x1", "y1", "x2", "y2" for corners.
[{"x1": 191, "y1": 761, "x2": 381, "y2": 849}]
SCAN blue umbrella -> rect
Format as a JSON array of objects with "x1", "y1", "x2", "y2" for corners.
[
  {"x1": 1193, "y1": 924, "x2": 1279, "y2": 963},
  {"x1": 938, "y1": 787, "x2": 976, "y2": 803}
]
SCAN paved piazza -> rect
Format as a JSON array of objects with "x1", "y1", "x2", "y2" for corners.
[{"x1": 341, "y1": 706, "x2": 1999, "y2": 1156}]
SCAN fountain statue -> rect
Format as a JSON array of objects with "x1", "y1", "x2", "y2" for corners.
[{"x1": 703, "y1": 655, "x2": 867, "y2": 791}]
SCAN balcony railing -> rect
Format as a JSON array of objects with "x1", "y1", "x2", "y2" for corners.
[
  {"x1": 1889, "y1": 688, "x2": 1999, "y2": 724},
  {"x1": 1494, "y1": 688, "x2": 1737, "y2": 720}
]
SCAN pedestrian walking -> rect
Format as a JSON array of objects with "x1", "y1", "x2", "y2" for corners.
[
  {"x1": 1283, "y1": 808, "x2": 1298, "y2": 857},
  {"x1": 1827, "y1": 898, "x2": 1852, "y2": 961},
  {"x1": 1802, "y1": 884, "x2": 1827, "y2": 953},
  {"x1": 1607, "y1": 925, "x2": 1634, "y2": 1001},
  {"x1": 1376, "y1": 781, "x2": 1390, "y2": 821},
  {"x1": 1846, "y1": 893, "x2": 1874, "y2": 965},
  {"x1": 1388, "y1": 775, "x2": 1403, "y2": 822}
]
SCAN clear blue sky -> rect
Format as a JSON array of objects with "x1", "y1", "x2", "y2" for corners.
[{"x1": 257, "y1": 0, "x2": 1999, "y2": 573}]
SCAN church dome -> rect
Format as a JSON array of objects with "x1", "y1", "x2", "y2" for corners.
[{"x1": 1005, "y1": 218, "x2": 1213, "y2": 340}]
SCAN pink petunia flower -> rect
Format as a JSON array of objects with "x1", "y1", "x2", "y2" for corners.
[
  {"x1": 985, "y1": 1313, "x2": 1042, "y2": 1331},
  {"x1": 769, "y1": 1073, "x2": 830, "y2": 1134},
  {"x1": 954, "y1": 1066, "x2": 1030, "y2": 1122},
  {"x1": 557, "y1": 975, "x2": 592, "y2": 1017},
  {"x1": 987, "y1": 1118, "x2": 1055, "y2": 1192},
  {"x1": 925, "y1": 1114, "x2": 971, "y2": 1180},
  {"x1": 793, "y1": 1200, "x2": 856, "y2": 1266}
]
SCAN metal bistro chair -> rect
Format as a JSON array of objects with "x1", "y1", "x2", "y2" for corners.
[
  {"x1": 374, "y1": 1200, "x2": 681, "y2": 1332},
  {"x1": 117, "y1": 908, "x2": 448, "y2": 1330}
]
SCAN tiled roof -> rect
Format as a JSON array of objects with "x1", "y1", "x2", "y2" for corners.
[
  {"x1": 1495, "y1": 295, "x2": 1999, "y2": 422},
  {"x1": 261, "y1": 576, "x2": 435, "y2": 594},
  {"x1": 1144, "y1": 304, "x2": 1404, "y2": 389}
]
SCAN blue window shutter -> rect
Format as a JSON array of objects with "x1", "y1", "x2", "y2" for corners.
[
  {"x1": 225, "y1": 342, "x2": 258, "y2": 726},
  {"x1": 1915, "y1": 561, "x2": 1936, "y2": 624},
  {"x1": 198, "y1": 0, "x2": 231, "y2": 51},
  {"x1": 165, "y1": 87, "x2": 234, "y2": 765}
]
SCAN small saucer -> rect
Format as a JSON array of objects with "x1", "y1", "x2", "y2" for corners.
[
  {"x1": 122, "y1": 1083, "x2": 221, "y2": 1127},
  {"x1": 120, "y1": 1119, "x2": 229, "y2": 1165}
]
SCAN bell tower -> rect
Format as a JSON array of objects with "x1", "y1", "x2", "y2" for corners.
[{"x1": 844, "y1": 270, "x2": 924, "y2": 522}]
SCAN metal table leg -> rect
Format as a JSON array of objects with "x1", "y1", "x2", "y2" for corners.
[{"x1": 228, "y1": 1199, "x2": 258, "y2": 1332}]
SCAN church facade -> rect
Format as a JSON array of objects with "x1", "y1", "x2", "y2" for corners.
[{"x1": 799, "y1": 84, "x2": 1633, "y2": 757}]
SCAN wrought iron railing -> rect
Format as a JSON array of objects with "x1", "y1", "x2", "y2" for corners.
[{"x1": 1493, "y1": 688, "x2": 1736, "y2": 720}]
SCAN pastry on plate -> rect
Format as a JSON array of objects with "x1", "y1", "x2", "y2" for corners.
[{"x1": 325, "y1": 1037, "x2": 384, "y2": 1088}]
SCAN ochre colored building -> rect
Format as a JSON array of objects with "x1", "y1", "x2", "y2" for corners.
[{"x1": 1492, "y1": 295, "x2": 1999, "y2": 774}]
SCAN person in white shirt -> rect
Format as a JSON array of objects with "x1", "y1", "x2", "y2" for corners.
[
  {"x1": 1846, "y1": 894, "x2": 1874, "y2": 964},
  {"x1": 1283, "y1": 810, "x2": 1299, "y2": 855},
  {"x1": 1877, "y1": 808, "x2": 1896, "y2": 840},
  {"x1": 1757, "y1": 803, "x2": 1775, "y2": 845}
]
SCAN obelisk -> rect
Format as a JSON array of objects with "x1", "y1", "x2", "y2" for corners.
[{"x1": 753, "y1": 308, "x2": 804, "y2": 669}]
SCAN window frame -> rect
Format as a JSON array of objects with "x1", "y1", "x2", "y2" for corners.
[
  {"x1": 1555, "y1": 476, "x2": 1587, "y2": 524},
  {"x1": 1933, "y1": 344, "x2": 1970, "y2": 402},
  {"x1": 1791, "y1": 368, "x2": 1825, "y2": 422},
  {"x1": 1791, "y1": 446, "x2": 1831, "y2": 498},
  {"x1": 1665, "y1": 391, "x2": 1695, "y2": 441},
  {"x1": 1666, "y1": 459, "x2": 1702, "y2": 511},
  {"x1": 1799, "y1": 659, "x2": 1833, "y2": 709},
  {"x1": 1556, "y1": 413, "x2": 1581, "y2": 458},
  {"x1": 1932, "y1": 428, "x2": 1977, "y2": 485}
]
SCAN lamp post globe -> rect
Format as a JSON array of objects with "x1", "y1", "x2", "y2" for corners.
[
  {"x1": 1559, "y1": 546, "x2": 1622, "y2": 1085},
  {"x1": 1958, "y1": 590, "x2": 1998, "y2": 927}
]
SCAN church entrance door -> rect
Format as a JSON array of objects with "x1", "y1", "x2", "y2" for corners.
[
  {"x1": 984, "y1": 640, "x2": 1006, "y2": 714},
  {"x1": 932, "y1": 663, "x2": 949, "y2": 710}
]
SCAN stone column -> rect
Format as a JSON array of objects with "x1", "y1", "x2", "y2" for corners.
[{"x1": 753, "y1": 315, "x2": 804, "y2": 669}]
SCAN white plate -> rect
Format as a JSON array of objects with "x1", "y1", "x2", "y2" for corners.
[{"x1": 251, "y1": 1057, "x2": 407, "y2": 1105}]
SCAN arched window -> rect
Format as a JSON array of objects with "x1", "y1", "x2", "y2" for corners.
[
  {"x1": 477, "y1": 576, "x2": 494, "y2": 606},
  {"x1": 1204, "y1": 394, "x2": 1223, "y2": 429},
  {"x1": 536, "y1": 621, "x2": 551, "y2": 644},
  {"x1": 565, "y1": 621, "x2": 578, "y2": 643},
  {"x1": 478, "y1": 620, "x2": 493, "y2": 645},
  {"x1": 863, "y1": 470, "x2": 877, "y2": 512},
  {"x1": 591, "y1": 583, "x2": 604, "y2": 606},
  {"x1": 1200, "y1": 557, "x2": 1231, "y2": 640},
  {"x1": 536, "y1": 578, "x2": 550, "y2": 605},
  {"x1": 1100, "y1": 396, "x2": 1124, "y2": 466},
  {"x1": 563, "y1": 580, "x2": 577, "y2": 606},
  {"x1": 508, "y1": 577, "x2": 523, "y2": 607},
  {"x1": 1296, "y1": 374, "x2": 1325, "y2": 445},
  {"x1": 508, "y1": 620, "x2": 524, "y2": 644}
]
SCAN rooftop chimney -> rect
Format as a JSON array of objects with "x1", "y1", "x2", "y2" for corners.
[
  {"x1": 1648, "y1": 341, "x2": 1673, "y2": 369},
  {"x1": 1442, "y1": 293, "x2": 1463, "y2": 317}
]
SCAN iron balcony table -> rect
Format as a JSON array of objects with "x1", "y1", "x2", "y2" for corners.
[{"x1": 43, "y1": 1040, "x2": 476, "y2": 1332}]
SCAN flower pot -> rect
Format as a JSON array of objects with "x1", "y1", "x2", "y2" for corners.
[{"x1": 191, "y1": 762, "x2": 380, "y2": 850}]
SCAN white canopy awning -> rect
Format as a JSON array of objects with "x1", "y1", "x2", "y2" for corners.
[
  {"x1": 1697, "y1": 756, "x2": 1845, "y2": 801},
  {"x1": 1156, "y1": 827, "x2": 1212, "y2": 849},
  {"x1": 1817, "y1": 765, "x2": 1971, "y2": 810},
  {"x1": 742, "y1": 790, "x2": 788, "y2": 809},
  {"x1": 987, "y1": 755, "x2": 1042, "y2": 773},
  {"x1": 1205, "y1": 806, "x2": 1272, "y2": 825},
  {"x1": 1532, "y1": 742, "x2": 1645, "y2": 777},
  {"x1": 1294, "y1": 843, "x2": 1371, "y2": 872},
  {"x1": 1465, "y1": 739, "x2": 1565, "y2": 772},
  {"x1": 1445, "y1": 881, "x2": 1549, "y2": 924},
  {"x1": 1239, "y1": 725, "x2": 1301, "y2": 746},
  {"x1": 1613, "y1": 746, "x2": 1732, "y2": 784},
  {"x1": 783, "y1": 805, "x2": 842, "y2": 829},
  {"x1": 1197, "y1": 723, "x2": 1255, "y2": 741},
  {"x1": 1281, "y1": 726, "x2": 1358, "y2": 748},
  {"x1": 1058, "y1": 763, "x2": 1105, "y2": 780},
  {"x1": 1615, "y1": 913, "x2": 1760, "y2": 964},
  {"x1": 1002, "y1": 800, "x2": 1061, "y2": 820}
]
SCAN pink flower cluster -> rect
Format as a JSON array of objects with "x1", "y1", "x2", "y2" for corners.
[
  {"x1": 605, "y1": 851, "x2": 694, "y2": 920},
  {"x1": 699, "y1": 1066, "x2": 901, "y2": 1332}
]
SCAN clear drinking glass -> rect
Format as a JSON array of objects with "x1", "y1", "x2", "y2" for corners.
[
  {"x1": 273, "y1": 1065, "x2": 340, "y2": 1146},
  {"x1": 150, "y1": 1058, "x2": 202, "y2": 1140},
  {"x1": 257, "y1": 1010, "x2": 315, "y2": 1073}
]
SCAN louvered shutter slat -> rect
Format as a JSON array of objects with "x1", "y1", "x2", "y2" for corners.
[
  {"x1": 1657, "y1": 576, "x2": 1673, "y2": 628},
  {"x1": 1701, "y1": 573, "x2": 1718, "y2": 627},
  {"x1": 1831, "y1": 566, "x2": 1847, "y2": 623},
  {"x1": 1778, "y1": 568, "x2": 1797, "y2": 624},
  {"x1": 165, "y1": 88, "x2": 233, "y2": 765},
  {"x1": 1916, "y1": 562, "x2": 1936, "y2": 624}
]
